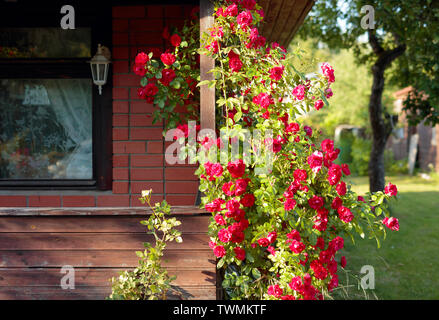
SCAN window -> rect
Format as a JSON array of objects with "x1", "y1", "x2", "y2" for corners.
[{"x1": 0, "y1": 3, "x2": 112, "y2": 190}]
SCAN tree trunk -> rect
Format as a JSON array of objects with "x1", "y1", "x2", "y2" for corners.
[
  {"x1": 367, "y1": 44, "x2": 406, "y2": 192},
  {"x1": 368, "y1": 62, "x2": 390, "y2": 192}
]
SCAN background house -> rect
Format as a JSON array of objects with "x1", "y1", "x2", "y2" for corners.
[
  {"x1": 0, "y1": 0, "x2": 313, "y2": 299},
  {"x1": 387, "y1": 87, "x2": 439, "y2": 173}
]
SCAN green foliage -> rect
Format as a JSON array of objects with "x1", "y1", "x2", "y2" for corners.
[
  {"x1": 108, "y1": 190, "x2": 183, "y2": 300},
  {"x1": 298, "y1": 0, "x2": 439, "y2": 126}
]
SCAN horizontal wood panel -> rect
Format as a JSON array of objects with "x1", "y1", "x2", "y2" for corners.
[
  {"x1": 0, "y1": 233, "x2": 210, "y2": 250},
  {"x1": 0, "y1": 250, "x2": 215, "y2": 268},
  {"x1": 0, "y1": 206, "x2": 207, "y2": 216},
  {"x1": 0, "y1": 268, "x2": 216, "y2": 287},
  {"x1": 0, "y1": 286, "x2": 216, "y2": 300},
  {"x1": 0, "y1": 216, "x2": 211, "y2": 233}
]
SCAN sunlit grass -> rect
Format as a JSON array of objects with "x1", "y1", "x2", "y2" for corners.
[{"x1": 333, "y1": 174, "x2": 439, "y2": 300}]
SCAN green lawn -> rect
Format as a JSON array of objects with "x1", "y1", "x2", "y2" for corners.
[{"x1": 332, "y1": 175, "x2": 439, "y2": 300}]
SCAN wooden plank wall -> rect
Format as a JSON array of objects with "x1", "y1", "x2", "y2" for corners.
[{"x1": 0, "y1": 210, "x2": 216, "y2": 300}]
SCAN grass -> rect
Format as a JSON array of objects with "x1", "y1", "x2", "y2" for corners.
[{"x1": 331, "y1": 174, "x2": 439, "y2": 300}]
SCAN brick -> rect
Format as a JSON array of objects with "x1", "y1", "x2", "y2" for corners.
[
  {"x1": 113, "y1": 61, "x2": 129, "y2": 75},
  {"x1": 112, "y1": 181, "x2": 129, "y2": 194},
  {"x1": 130, "y1": 127, "x2": 163, "y2": 140},
  {"x1": 164, "y1": 5, "x2": 184, "y2": 18},
  {"x1": 62, "y1": 196, "x2": 95, "y2": 207},
  {"x1": 166, "y1": 181, "x2": 199, "y2": 194},
  {"x1": 130, "y1": 114, "x2": 159, "y2": 127},
  {"x1": 113, "y1": 155, "x2": 129, "y2": 167},
  {"x1": 146, "y1": 5, "x2": 164, "y2": 18},
  {"x1": 113, "y1": 168, "x2": 129, "y2": 180},
  {"x1": 165, "y1": 167, "x2": 197, "y2": 181},
  {"x1": 113, "y1": 74, "x2": 140, "y2": 87},
  {"x1": 131, "y1": 194, "x2": 163, "y2": 207},
  {"x1": 113, "y1": 47, "x2": 129, "y2": 60},
  {"x1": 113, "y1": 6, "x2": 146, "y2": 18},
  {"x1": 113, "y1": 141, "x2": 146, "y2": 154},
  {"x1": 130, "y1": 19, "x2": 164, "y2": 32},
  {"x1": 166, "y1": 18, "x2": 185, "y2": 30},
  {"x1": 147, "y1": 141, "x2": 163, "y2": 154},
  {"x1": 131, "y1": 155, "x2": 163, "y2": 167},
  {"x1": 113, "y1": 19, "x2": 129, "y2": 32},
  {"x1": 97, "y1": 195, "x2": 130, "y2": 207},
  {"x1": 113, "y1": 101, "x2": 129, "y2": 114},
  {"x1": 113, "y1": 32, "x2": 129, "y2": 45},
  {"x1": 130, "y1": 32, "x2": 163, "y2": 45},
  {"x1": 131, "y1": 168, "x2": 163, "y2": 180},
  {"x1": 165, "y1": 195, "x2": 196, "y2": 206},
  {"x1": 29, "y1": 196, "x2": 61, "y2": 207},
  {"x1": 0, "y1": 196, "x2": 26, "y2": 207},
  {"x1": 113, "y1": 114, "x2": 129, "y2": 127},
  {"x1": 113, "y1": 128, "x2": 129, "y2": 140},
  {"x1": 113, "y1": 87, "x2": 129, "y2": 100},
  {"x1": 131, "y1": 101, "x2": 154, "y2": 113},
  {"x1": 131, "y1": 181, "x2": 164, "y2": 194}
]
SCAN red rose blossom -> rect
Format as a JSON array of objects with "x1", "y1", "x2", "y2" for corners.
[
  {"x1": 160, "y1": 52, "x2": 176, "y2": 66},
  {"x1": 234, "y1": 247, "x2": 246, "y2": 260},
  {"x1": 213, "y1": 245, "x2": 226, "y2": 257},
  {"x1": 384, "y1": 183, "x2": 398, "y2": 197},
  {"x1": 227, "y1": 159, "x2": 246, "y2": 178},
  {"x1": 170, "y1": 34, "x2": 181, "y2": 47}
]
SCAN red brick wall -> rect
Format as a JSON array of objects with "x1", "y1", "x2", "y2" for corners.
[{"x1": 0, "y1": 4, "x2": 199, "y2": 208}]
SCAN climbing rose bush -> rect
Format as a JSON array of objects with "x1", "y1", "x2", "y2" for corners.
[
  {"x1": 133, "y1": 0, "x2": 400, "y2": 300},
  {"x1": 194, "y1": 0, "x2": 399, "y2": 300}
]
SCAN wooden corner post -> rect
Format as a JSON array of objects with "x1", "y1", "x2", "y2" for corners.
[{"x1": 200, "y1": 0, "x2": 216, "y2": 132}]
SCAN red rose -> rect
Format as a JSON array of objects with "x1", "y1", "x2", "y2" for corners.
[
  {"x1": 225, "y1": 3, "x2": 238, "y2": 16},
  {"x1": 327, "y1": 164, "x2": 342, "y2": 185},
  {"x1": 170, "y1": 34, "x2": 181, "y2": 47},
  {"x1": 240, "y1": 193, "x2": 255, "y2": 207},
  {"x1": 342, "y1": 163, "x2": 351, "y2": 176},
  {"x1": 307, "y1": 151, "x2": 323, "y2": 173},
  {"x1": 340, "y1": 256, "x2": 347, "y2": 268},
  {"x1": 304, "y1": 126, "x2": 313, "y2": 136},
  {"x1": 214, "y1": 214, "x2": 226, "y2": 225},
  {"x1": 226, "y1": 198, "x2": 241, "y2": 215},
  {"x1": 234, "y1": 247, "x2": 246, "y2": 261},
  {"x1": 144, "y1": 82, "x2": 158, "y2": 97},
  {"x1": 384, "y1": 183, "x2": 398, "y2": 197},
  {"x1": 160, "y1": 52, "x2": 176, "y2": 66},
  {"x1": 337, "y1": 206, "x2": 353, "y2": 223},
  {"x1": 227, "y1": 159, "x2": 246, "y2": 178},
  {"x1": 257, "y1": 238, "x2": 270, "y2": 247},
  {"x1": 289, "y1": 240, "x2": 305, "y2": 254},
  {"x1": 205, "y1": 198, "x2": 224, "y2": 213},
  {"x1": 292, "y1": 85, "x2": 305, "y2": 100},
  {"x1": 321, "y1": 139, "x2": 334, "y2": 153},
  {"x1": 237, "y1": 10, "x2": 253, "y2": 28},
  {"x1": 331, "y1": 197, "x2": 343, "y2": 210},
  {"x1": 234, "y1": 179, "x2": 249, "y2": 196},
  {"x1": 310, "y1": 261, "x2": 328, "y2": 280},
  {"x1": 241, "y1": 0, "x2": 256, "y2": 10},
  {"x1": 269, "y1": 66, "x2": 284, "y2": 81},
  {"x1": 314, "y1": 99, "x2": 324, "y2": 110},
  {"x1": 135, "y1": 52, "x2": 149, "y2": 65},
  {"x1": 383, "y1": 217, "x2": 399, "y2": 231},
  {"x1": 329, "y1": 236, "x2": 344, "y2": 251},
  {"x1": 284, "y1": 198, "x2": 296, "y2": 211},
  {"x1": 222, "y1": 181, "x2": 235, "y2": 196},
  {"x1": 286, "y1": 229, "x2": 301, "y2": 241},
  {"x1": 336, "y1": 181, "x2": 347, "y2": 196},
  {"x1": 228, "y1": 52, "x2": 243, "y2": 72},
  {"x1": 286, "y1": 122, "x2": 300, "y2": 133},
  {"x1": 267, "y1": 284, "x2": 283, "y2": 298},
  {"x1": 321, "y1": 62, "x2": 335, "y2": 83},
  {"x1": 252, "y1": 92, "x2": 273, "y2": 109},
  {"x1": 218, "y1": 228, "x2": 232, "y2": 243},
  {"x1": 293, "y1": 169, "x2": 307, "y2": 181},
  {"x1": 213, "y1": 245, "x2": 226, "y2": 257},
  {"x1": 308, "y1": 195, "x2": 324, "y2": 210},
  {"x1": 133, "y1": 63, "x2": 146, "y2": 76},
  {"x1": 267, "y1": 231, "x2": 277, "y2": 244},
  {"x1": 160, "y1": 68, "x2": 176, "y2": 86}
]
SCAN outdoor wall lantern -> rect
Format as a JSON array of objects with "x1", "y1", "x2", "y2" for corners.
[{"x1": 89, "y1": 44, "x2": 111, "y2": 95}]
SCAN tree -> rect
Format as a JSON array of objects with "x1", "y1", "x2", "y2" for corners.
[{"x1": 298, "y1": 0, "x2": 439, "y2": 192}]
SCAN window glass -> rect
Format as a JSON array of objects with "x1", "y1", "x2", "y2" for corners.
[
  {"x1": 0, "y1": 79, "x2": 93, "y2": 179},
  {"x1": 0, "y1": 28, "x2": 91, "y2": 58}
]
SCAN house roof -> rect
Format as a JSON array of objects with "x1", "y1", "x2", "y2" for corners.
[{"x1": 258, "y1": 0, "x2": 315, "y2": 47}]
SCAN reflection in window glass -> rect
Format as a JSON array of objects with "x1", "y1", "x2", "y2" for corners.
[
  {"x1": 0, "y1": 28, "x2": 91, "y2": 58},
  {"x1": 0, "y1": 79, "x2": 92, "y2": 179}
]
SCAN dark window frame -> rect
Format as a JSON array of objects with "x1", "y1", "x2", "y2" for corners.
[{"x1": 0, "y1": 2, "x2": 112, "y2": 190}]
